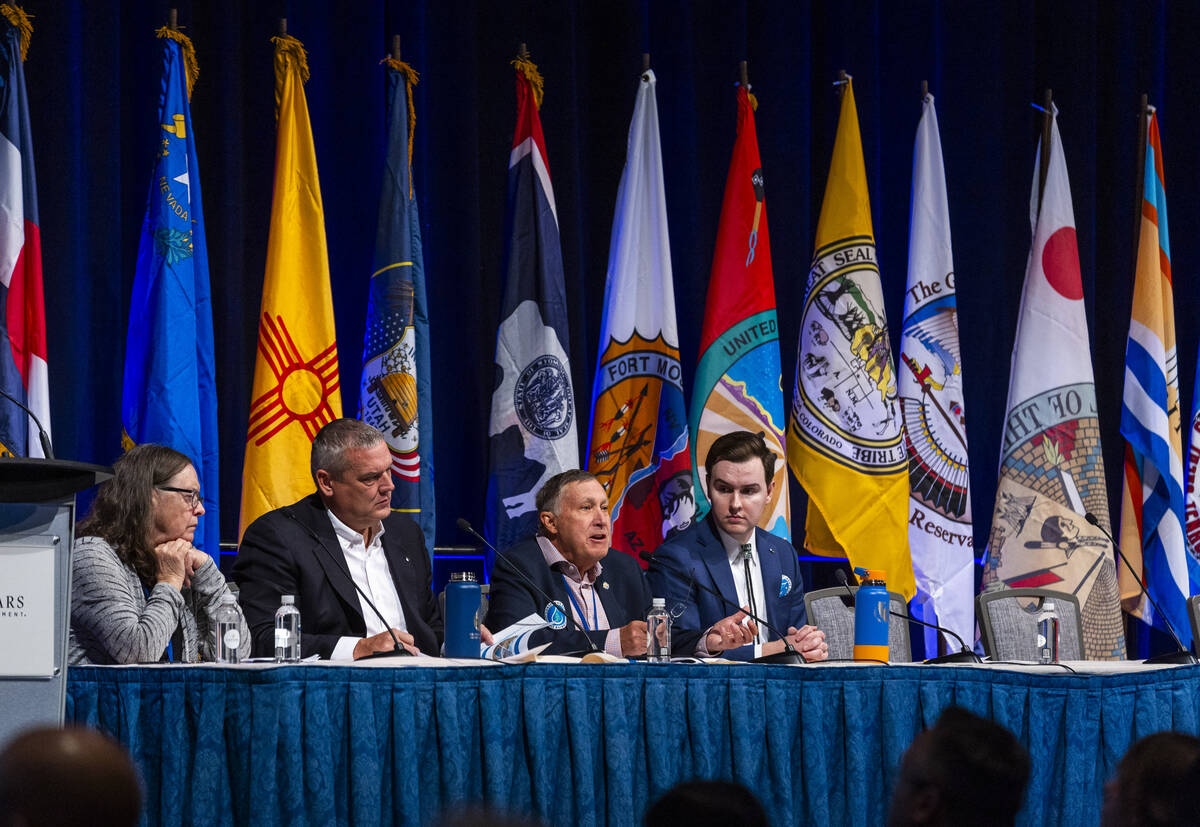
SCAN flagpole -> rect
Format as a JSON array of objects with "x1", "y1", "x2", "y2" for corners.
[
  {"x1": 392, "y1": 34, "x2": 401, "y2": 61},
  {"x1": 1036, "y1": 88, "x2": 1052, "y2": 213},
  {"x1": 739, "y1": 60, "x2": 748, "y2": 88},
  {"x1": 278, "y1": 18, "x2": 287, "y2": 36},
  {"x1": 167, "y1": 8, "x2": 177, "y2": 30},
  {"x1": 920, "y1": 79, "x2": 928, "y2": 99},
  {"x1": 642, "y1": 52, "x2": 650, "y2": 73},
  {"x1": 1131, "y1": 93, "x2": 1149, "y2": 271},
  {"x1": 836, "y1": 68, "x2": 848, "y2": 98},
  {"x1": 518, "y1": 42, "x2": 528, "y2": 60}
]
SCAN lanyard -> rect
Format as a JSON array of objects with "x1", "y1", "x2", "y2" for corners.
[{"x1": 560, "y1": 574, "x2": 599, "y2": 631}]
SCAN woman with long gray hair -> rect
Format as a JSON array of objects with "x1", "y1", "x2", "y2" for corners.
[{"x1": 68, "y1": 444, "x2": 249, "y2": 663}]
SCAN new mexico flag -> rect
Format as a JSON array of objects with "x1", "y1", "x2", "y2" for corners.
[{"x1": 238, "y1": 34, "x2": 341, "y2": 536}]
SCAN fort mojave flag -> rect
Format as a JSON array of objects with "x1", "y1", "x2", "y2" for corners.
[
  {"x1": 786, "y1": 76, "x2": 915, "y2": 600},
  {"x1": 981, "y1": 104, "x2": 1124, "y2": 659},
  {"x1": 690, "y1": 82, "x2": 790, "y2": 539},
  {"x1": 485, "y1": 53, "x2": 578, "y2": 552},
  {"x1": 0, "y1": 6, "x2": 48, "y2": 458},
  {"x1": 358, "y1": 56, "x2": 435, "y2": 557},
  {"x1": 1119, "y1": 108, "x2": 1199, "y2": 647},
  {"x1": 898, "y1": 93, "x2": 973, "y2": 650},
  {"x1": 122, "y1": 26, "x2": 219, "y2": 556},
  {"x1": 239, "y1": 34, "x2": 341, "y2": 535},
  {"x1": 586, "y1": 68, "x2": 691, "y2": 561}
]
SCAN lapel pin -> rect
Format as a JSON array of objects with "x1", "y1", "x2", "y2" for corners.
[{"x1": 602, "y1": 581, "x2": 610, "y2": 590}]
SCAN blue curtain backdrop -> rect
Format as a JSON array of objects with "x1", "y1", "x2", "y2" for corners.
[{"x1": 31, "y1": 1, "x2": 1194, "y2": 586}]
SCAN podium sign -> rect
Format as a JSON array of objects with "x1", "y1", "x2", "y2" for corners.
[{"x1": 0, "y1": 539, "x2": 58, "y2": 677}]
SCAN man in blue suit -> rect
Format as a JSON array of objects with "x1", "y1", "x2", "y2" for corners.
[
  {"x1": 486, "y1": 469, "x2": 653, "y2": 656},
  {"x1": 647, "y1": 431, "x2": 828, "y2": 661}
]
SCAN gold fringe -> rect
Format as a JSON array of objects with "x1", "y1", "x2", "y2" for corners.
[
  {"x1": 271, "y1": 34, "x2": 310, "y2": 121},
  {"x1": 381, "y1": 57, "x2": 420, "y2": 199},
  {"x1": 748, "y1": 91, "x2": 758, "y2": 111},
  {"x1": 510, "y1": 54, "x2": 544, "y2": 110},
  {"x1": 155, "y1": 26, "x2": 200, "y2": 101},
  {"x1": 0, "y1": 4, "x2": 32, "y2": 62}
]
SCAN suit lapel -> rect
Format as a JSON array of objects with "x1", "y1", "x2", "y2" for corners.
[
  {"x1": 697, "y1": 517, "x2": 739, "y2": 613},
  {"x1": 594, "y1": 553, "x2": 624, "y2": 628},
  {"x1": 297, "y1": 498, "x2": 365, "y2": 626},
  {"x1": 380, "y1": 524, "x2": 418, "y2": 618},
  {"x1": 755, "y1": 527, "x2": 785, "y2": 635}
]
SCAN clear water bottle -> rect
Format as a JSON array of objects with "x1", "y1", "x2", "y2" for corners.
[
  {"x1": 646, "y1": 597, "x2": 671, "y2": 662},
  {"x1": 274, "y1": 595, "x2": 301, "y2": 663},
  {"x1": 1036, "y1": 601, "x2": 1059, "y2": 664},
  {"x1": 213, "y1": 592, "x2": 242, "y2": 664}
]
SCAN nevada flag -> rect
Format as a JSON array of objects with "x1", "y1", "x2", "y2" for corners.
[{"x1": 485, "y1": 54, "x2": 579, "y2": 552}]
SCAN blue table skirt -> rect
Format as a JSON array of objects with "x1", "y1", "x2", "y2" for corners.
[{"x1": 65, "y1": 663, "x2": 1200, "y2": 827}]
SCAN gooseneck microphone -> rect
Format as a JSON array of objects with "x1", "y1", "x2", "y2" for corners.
[
  {"x1": 1084, "y1": 512, "x2": 1197, "y2": 665},
  {"x1": 833, "y1": 569, "x2": 980, "y2": 664},
  {"x1": 0, "y1": 385, "x2": 53, "y2": 459},
  {"x1": 283, "y1": 507, "x2": 410, "y2": 658},
  {"x1": 456, "y1": 518, "x2": 600, "y2": 655},
  {"x1": 639, "y1": 549, "x2": 807, "y2": 664}
]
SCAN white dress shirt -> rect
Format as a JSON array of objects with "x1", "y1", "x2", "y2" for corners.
[
  {"x1": 327, "y1": 509, "x2": 408, "y2": 661},
  {"x1": 697, "y1": 527, "x2": 768, "y2": 657}
]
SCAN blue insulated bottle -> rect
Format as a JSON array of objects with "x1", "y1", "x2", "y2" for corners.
[
  {"x1": 444, "y1": 572, "x2": 482, "y2": 658},
  {"x1": 852, "y1": 567, "x2": 889, "y2": 662}
]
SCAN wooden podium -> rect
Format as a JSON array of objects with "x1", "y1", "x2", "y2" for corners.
[{"x1": 0, "y1": 458, "x2": 111, "y2": 747}]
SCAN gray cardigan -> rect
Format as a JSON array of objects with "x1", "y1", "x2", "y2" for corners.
[{"x1": 69, "y1": 535, "x2": 251, "y2": 664}]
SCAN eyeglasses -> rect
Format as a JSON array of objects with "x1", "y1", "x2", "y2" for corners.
[{"x1": 157, "y1": 486, "x2": 204, "y2": 509}]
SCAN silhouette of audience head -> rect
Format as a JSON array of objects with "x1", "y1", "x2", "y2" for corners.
[
  {"x1": 0, "y1": 726, "x2": 141, "y2": 827},
  {"x1": 644, "y1": 779, "x2": 768, "y2": 827},
  {"x1": 888, "y1": 706, "x2": 1030, "y2": 827},
  {"x1": 1102, "y1": 731, "x2": 1200, "y2": 827}
]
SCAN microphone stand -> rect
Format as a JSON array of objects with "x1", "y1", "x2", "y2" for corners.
[
  {"x1": 832, "y1": 570, "x2": 979, "y2": 664},
  {"x1": 640, "y1": 550, "x2": 807, "y2": 665},
  {"x1": 457, "y1": 518, "x2": 601, "y2": 655},
  {"x1": 283, "y1": 508, "x2": 410, "y2": 658},
  {"x1": 1085, "y1": 512, "x2": 1197, "y2": 665}
]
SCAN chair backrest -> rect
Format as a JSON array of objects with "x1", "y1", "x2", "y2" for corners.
[
  {"x1": 976, "y1": 588, "x2": 1082, "y2": 661},
  {"x1": 438, "y1": 584, "x2": 490, "y2": 623},
  {"x1": 803, "y1": 586, "x2": 912, "y2": 662},
  {"x1": 1189, "y1": 596, "x2": 1200, "y2": 655}
]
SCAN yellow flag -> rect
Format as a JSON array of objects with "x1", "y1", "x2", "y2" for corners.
[
  {"x1": 238, "y1": 35, "x2": 341, "y2": 537},
  {"x1": 785, "y1": 78, "x2": 915, "y2": 599}
]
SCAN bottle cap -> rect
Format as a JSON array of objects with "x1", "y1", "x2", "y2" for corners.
[
  {"x1": 651, "y1": 597, "x2": 666, "y2": 608},
  {"x1": 281, "y1": 595, "x2": 294, "y2": 605}
]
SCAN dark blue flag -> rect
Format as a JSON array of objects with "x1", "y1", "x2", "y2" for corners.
[
  {"x1": 485, "y1": 57, "x2": 579, "y2": 552},
  {"x1": 122, "y1": 29, "x2": 219, "y2": 557},
  {"x1": 359, "y1": 58, "x2": 436, "y2": 557}
]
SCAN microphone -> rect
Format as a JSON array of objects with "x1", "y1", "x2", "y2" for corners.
[
  {"x1": 456, "y1": 518, "x2": 600, "y2": 654},
  {"x1": 833, "y1": 569, "x2": 980, "y2": 664},
  {"x1": 1084, "y1": 512, "x2": 1197, "y2": 665},
  {"x1": 282, "y1": 507, "x2": 411, "y2": 658},
  {"x1": 0, "y1": 385, "x2": 53, "y2": 459},
  {"x1": 639, "y1": 548, "x2": 806, "y2": 664}
]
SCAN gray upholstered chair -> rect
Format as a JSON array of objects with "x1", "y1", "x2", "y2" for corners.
[
  {"x1": 976, "y1": 588, "x2": 1082, "y2": 661},
  {"x1": 803, "y1": 586, "x2": 912, "y2": 662}
]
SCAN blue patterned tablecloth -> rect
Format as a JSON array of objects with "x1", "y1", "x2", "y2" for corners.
[{"x1": 66, "y1": 661, "x2": 1200, "y2": 826}]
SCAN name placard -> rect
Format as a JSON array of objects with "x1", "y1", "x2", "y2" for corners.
[{"x1": 0, "y1": 541, "x2": 56, "y2": 677}]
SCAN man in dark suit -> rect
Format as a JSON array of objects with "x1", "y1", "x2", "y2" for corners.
[
  {"x1": 486, "y1": 469, "x2": 653, "y2": 656},
  {"x1": 647, "y1": 431, "x2": 828, "y2": 661},
  {"x1": 233, "y1": 419, "x2": 442, "y2": 659}
]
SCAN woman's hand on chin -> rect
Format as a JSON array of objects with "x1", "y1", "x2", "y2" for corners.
[{"x1": 154, "y1": 538, "x2": 192, "y2": 591}]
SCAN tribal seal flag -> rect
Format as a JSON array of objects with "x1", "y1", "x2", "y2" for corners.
[
  {"x1": 358, "y1": 56, "x2": 436, "y2": 557},
  {"x1": 485, "y1": 52, "x2": 578, "y2": 552},
  {"x1": 122, "y1": 25, "x2": 219, "y2": 557},
  {"x1": 1119, "y1": 109, "x2": 1199, "y2": 647},
  {"x1": 982, "y1": 104, "x2": 1124, "y2": 659},
  {"x1": 587, "y1": 69, "x2": 692, "y2": 561},
  {"x1": 690, "y1": 82, "x2": 789, "y2": 538},
  {"x1": 898, "y1": 93, "x2": 973, "y2": 652},
  {"x1": 786, "y1": 76, "x2": 915, "y2": 600},
  {"x1": 239, "y1": 35, "x2": 341, "y2": 537}
]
